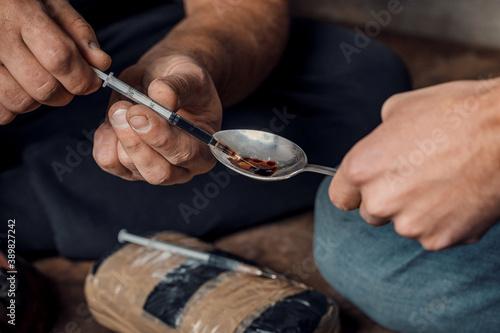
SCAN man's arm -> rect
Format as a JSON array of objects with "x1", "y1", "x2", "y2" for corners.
[
  {"x1": 93, "y1": 0, "x2": 290, "y2": 185},
  {"x1": 329, "y1": 79, "x2": 500, "y2": 251},
  {"x1": 140, "y1": 0, "x2": 290, "y2": 107}
]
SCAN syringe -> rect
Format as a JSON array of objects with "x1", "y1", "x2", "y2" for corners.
[
  {"x1": 118, "y1": 229, "x2": 277, "y2": 279},
  {"x1": 91, "y1": 67, "x2": 237, "y2": 156}
]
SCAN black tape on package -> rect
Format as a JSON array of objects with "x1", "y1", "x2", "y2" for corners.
[{"x1": 85, "y1": 231, "x2": 340, "y2": 333}]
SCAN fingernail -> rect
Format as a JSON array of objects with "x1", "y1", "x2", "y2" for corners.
[
  {"x1": 88, "y1": 41, "x2": 101, "y2": 50},
  {"x1": 110, "y1": 109, "x2": 129, "y2": 129},
  {"x1": 129, "y1": 116, "x2": 151, "y2": 132}
]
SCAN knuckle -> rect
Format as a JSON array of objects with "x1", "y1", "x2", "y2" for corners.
[
  {"x1": 121, "y1": 138, "x2": 142, "y2": 154},
  {"x1": 34, "y1": 79, "x2": 60, "y2": 102},
  {"x1": 68, "y1": 78, "x2": 94, "y2": 95},
  {"x1": 144, "y1": 168, "x2": 171, "y2": 186},
  {"x1": 148, "y1": 133, "x2": 169, "y2": 149},
  {"x1": 44, "y1": 43, "x2": 76, "y2": 75},
  {"x1": 169, "y1": 149, "x2": 193, "y2": 166},
  {"x1": 93, "y1": 151, "x2": 116, "y2": 171},
  {"x1": 363, "y1": 198, "x2": 388, "y2": 219},
  {"x1": 3, "y1": 89, "x2": 38, "y2": 113},
  {"x1": 344, "y1": 157, "x2": 370, "y2": 185},
  {"x1": 16, "y1": 95, "x2": 36, "y2": 112},
  {"x1": 393, "y1": 216, "x2": 422, "y2": 239}
]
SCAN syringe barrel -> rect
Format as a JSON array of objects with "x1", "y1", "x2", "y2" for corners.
[
  {"x1": 170, "y1": 114, "x2": 217, "y2": 146},
  {"x1": 103, "y1": 72, "x2": 175, "y2": 121},
  {"x1": 102, "y1": 72, "x2": 216, "y2": 146}
]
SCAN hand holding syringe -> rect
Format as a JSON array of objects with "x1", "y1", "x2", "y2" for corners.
[
  {"x1": 92, "y1": 67, "x2": 237, "y2": 156},
  {"x1": 93, "y1": 67, "x2": 336, "y2": 181}
]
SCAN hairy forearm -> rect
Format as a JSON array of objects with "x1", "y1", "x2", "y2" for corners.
[{"x1": 138, "y1": 0, "x2": 290, "y2": 107}]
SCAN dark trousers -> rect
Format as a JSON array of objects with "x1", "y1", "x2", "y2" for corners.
[{"x1": 0, "y1": 2, "x2": 411, "y2": 258}]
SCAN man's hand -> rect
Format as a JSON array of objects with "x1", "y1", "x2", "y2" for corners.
[
  {"x1": 0, "y1": 0, "x2": 111, "y2": 124},
  {"x1": 93, "y1": 55, "x2": 222, "y2": 185},
  {"x1": 92, "y1": 0, "x2": 288, "y2": 186},
  {"x1": 329, "y1": 79, "x2": 500, "y2": 251}
]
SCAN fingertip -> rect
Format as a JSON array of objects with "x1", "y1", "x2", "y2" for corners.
[
  {"x1": 86, "y1": 41, "x2": 112, "y2": 71},
  {"x1": 329, "y1": 166, "x2": 362, "y2": 211},
  {"x1": 148, "y1": 78, "x2": 178, "y2": 110}
]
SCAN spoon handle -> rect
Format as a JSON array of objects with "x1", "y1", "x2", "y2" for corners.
[{"x1": 304, "y1": 164, "x2": 337, "y2": 176}]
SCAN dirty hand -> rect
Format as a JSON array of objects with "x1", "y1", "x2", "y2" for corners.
[
  {"x1": 0, "y1": 0, "x2": 111, "y2": 124},
  {"x1": 329, "y1": 79, "x2": 500, "y2": 250},
  {"x1": 93, "y1": 55, "x2": 222, "y2": 185}
]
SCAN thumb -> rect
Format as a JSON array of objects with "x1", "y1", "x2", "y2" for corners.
[
  {"x1": 147, "y1": 62, "x2": 211, "y2": 111},
  {"x1": 44, "y1": 0, "x2": 111, "y2": 71}
]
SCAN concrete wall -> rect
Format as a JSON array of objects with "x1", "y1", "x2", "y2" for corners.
[{"x1": 290, "y1": 0, "x2": 500, "y2": 49}]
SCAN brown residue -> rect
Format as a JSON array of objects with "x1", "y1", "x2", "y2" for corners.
[{"x1": 228, "y1": 156, "x2": 277, "y2": 177}]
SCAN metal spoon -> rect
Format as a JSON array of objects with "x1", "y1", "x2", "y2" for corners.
[
  {"x1": 210, "y1": 129, "x2": 337, "y2": 181},
  {"x1": 91, "y1": 69, "x2": 336, "y2": 181}
]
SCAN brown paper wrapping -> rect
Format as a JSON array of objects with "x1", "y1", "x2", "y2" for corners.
[{"x1": 85, "y1": 231, "x2": 340, "y2": 333}]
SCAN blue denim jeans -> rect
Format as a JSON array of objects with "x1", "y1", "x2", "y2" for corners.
[{"x1": 314, "y1": 177, "x2": 500, "y2": 332}]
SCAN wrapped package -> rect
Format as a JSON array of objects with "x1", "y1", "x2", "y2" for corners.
[{"x1": 85, "y1": 231, "x2": 340, "y2": 333}]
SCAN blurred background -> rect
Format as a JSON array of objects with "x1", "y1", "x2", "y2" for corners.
[{"x1": 291, "y1": 0, "x2": 500, "y2": 88}]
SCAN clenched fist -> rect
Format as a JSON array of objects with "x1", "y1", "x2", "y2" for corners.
[{"x1": 330, "y1": 79, "x2": 500, "y2": 251}]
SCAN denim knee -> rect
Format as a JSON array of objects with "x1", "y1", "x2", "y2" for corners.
[{"x1": 313, "y1": 177, "x2": 500, "y2": 333}]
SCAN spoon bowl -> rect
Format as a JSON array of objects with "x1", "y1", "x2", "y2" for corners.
[{"x1": 210, "y1": 130, "x2": 337, "y2": 181}]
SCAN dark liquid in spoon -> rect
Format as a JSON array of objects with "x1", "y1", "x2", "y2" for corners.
[
  {"x1": 228, "y1": 156, "x2": 278, "y2": 177},
  {"x1": 213, "y1": 140, "x2": 278, "y2": 176}
]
